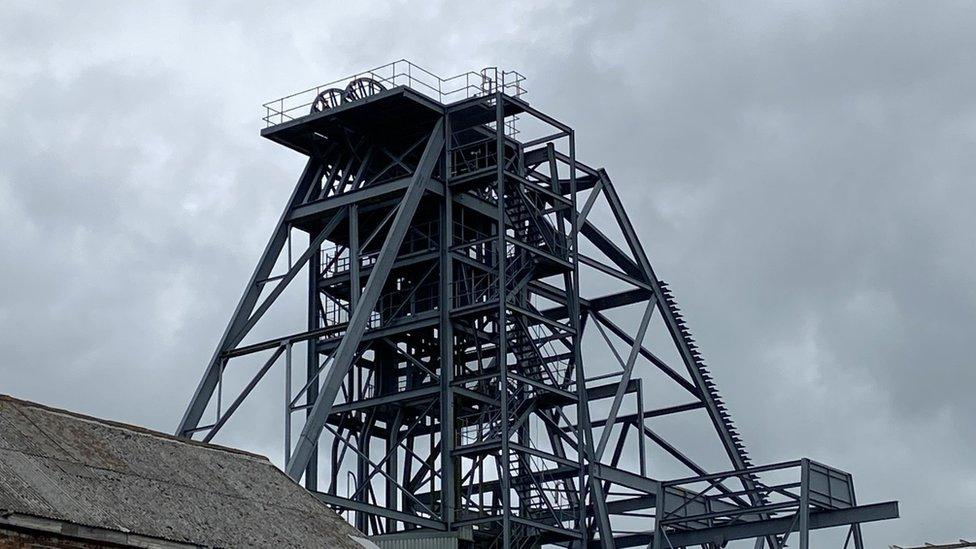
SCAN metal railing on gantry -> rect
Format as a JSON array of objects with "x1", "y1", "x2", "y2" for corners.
[{"x1": 262, "y1": 59, "x2": 526, "y2": 127}]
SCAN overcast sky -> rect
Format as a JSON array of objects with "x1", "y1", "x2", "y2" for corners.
[{"x1": 1, "y1": 1, "x2": 974, "y2": 546}]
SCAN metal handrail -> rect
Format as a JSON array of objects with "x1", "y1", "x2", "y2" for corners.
[
  {"x1": 262, "y1": 59, "x2": 526, "y2": 127},
  {"x1": 657, "y1": 458, "x2": 858, "y2": 533}
]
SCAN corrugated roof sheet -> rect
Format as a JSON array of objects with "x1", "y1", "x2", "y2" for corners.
[{"x1": 0, "y1": 394, "x2": 365, "y2": 548}]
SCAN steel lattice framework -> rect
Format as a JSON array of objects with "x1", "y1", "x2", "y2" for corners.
[{"x1": 176, "y1": 61, "x2": 898, "y2": 549}]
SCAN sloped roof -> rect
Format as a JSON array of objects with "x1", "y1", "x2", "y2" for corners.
[{"x1": 0, "y1": 394, "x2": 366, "y2": 548}]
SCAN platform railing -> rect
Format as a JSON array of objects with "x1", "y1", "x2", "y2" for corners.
[
  {"x1": 655, "y1": 459, "x2": 858, "y2": 543},
  {"x1": 262, "y1": 59, "x2": 526, "y2": 127}
]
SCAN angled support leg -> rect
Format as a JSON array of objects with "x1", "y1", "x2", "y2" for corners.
[
  {"x1": 177, "y1": 159, "x2": 322, "y2": 436},
  {"x1": 598, "y1": 169, "x2": 776, "y2": 548},
  {"x1": 286, "y1": 119, "x2": 445, "y2": 481}
]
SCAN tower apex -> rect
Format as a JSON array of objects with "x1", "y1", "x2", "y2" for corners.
[{"x1": 262, "y1": 59, "x2": 526, "y2": 128}]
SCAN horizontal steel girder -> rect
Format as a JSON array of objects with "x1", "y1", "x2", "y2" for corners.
[{"x1": 609, "y1": 501, "x2": 899, "y2": 548}]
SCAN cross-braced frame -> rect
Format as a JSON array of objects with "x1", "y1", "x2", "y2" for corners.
[{"x1": 176, "y1": 64, "x2": 897, "y2": 549}]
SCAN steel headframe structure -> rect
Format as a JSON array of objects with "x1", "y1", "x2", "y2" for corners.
[{"x1": 176, "y1": 61, "x2": 898, "y2": 548}]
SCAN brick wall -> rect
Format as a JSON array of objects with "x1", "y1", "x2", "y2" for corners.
[{"x1": 0, "y1": 526, "x2": 111, "y2": 549}]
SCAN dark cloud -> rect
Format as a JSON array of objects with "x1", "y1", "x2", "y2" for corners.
[{"x1": 1, "y1": 1, "x2": 972, "y2": 545}]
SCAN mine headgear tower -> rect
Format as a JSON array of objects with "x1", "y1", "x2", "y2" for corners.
[{"x1": 176, "y1": 61, "x2": 897, "y2": 548}]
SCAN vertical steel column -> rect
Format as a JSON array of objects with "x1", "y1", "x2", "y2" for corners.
[
  {"x1": 653, "y1": 482, "x2": 666, "y2": 549},
  {"x1": 636, "y1": 379, "x2": 646, "y2": 478},
  {"x1": 285, "y1": 341, "x2": 292, "y2": 463},
  {"x1": 385, "y1": 408, "x2": 403, "y2": 531},
  {"x1": 851, "y1": 486, "x2": 865, "y2": 549},
  {"x1": 350, "y1": 204, "x2": 368, "y2": 532},
  {"x1": 564, "y1": 134, "x2": 589, "y2": 542},
  {"x1": 350, "y1": 204, "x2": 361, "y2": 308},
  {"x1": 439, "y1": 114, "x2": 456, "y2": 529},
  {"x1": 306, "y1": 230, "x2": 321, "y2": 491},
  {"x1": 799, "y1": 458, "x2": 810, "y2": 549},
  {"x1": 494, "y1": 93, "x2": 512, "y2": 548},
  {"x1": 574, "y1": 143, "x2": 615, "y2": 549}
]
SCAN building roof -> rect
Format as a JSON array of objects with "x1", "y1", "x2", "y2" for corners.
[{"x1": 0, "y1": 394, "x2": 368, "y2": 548}]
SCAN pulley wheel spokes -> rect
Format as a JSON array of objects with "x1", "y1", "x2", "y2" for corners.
[
  {"x1": 310, "y1": 88, "x2": 345, "y2": 113},
  {"x1": 343, "y1": 77, "x2": 386, "y2": 102}
]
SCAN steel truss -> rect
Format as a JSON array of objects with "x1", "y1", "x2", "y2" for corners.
[{"x1": 176, "y1": 69, "x2": 897, "y2": 548}]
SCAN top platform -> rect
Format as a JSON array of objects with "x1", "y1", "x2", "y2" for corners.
[
  {"x1": 260, "y1": 60, "x2": 528, "y2": 156},
  {"x1": 261, "y1": 60, "x2": 525, "y2": 127},
  {"x1": 261, "y1": 86, "x2": 443, "y2": 156}
]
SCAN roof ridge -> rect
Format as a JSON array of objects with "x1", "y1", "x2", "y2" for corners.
[{"x1": 0, "y1": 393, "x2": 268, "y2": 461}]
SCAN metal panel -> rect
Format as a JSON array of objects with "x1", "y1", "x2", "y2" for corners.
[{"x1": 374, "y1": 537, "x2": 459, "y2": 549}]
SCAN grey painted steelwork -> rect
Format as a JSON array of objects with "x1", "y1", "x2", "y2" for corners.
[
  {"x1": 372, "y1": 527, "x2": 474, "y2": 549},
  {"x1": 891, "y1": 542, "x2": 976, "y2": 549},
  {"x1": 374, "y1": 537, "x2": 461, "y2": 549},
  {"x1": 176, "y1": 61, "x2": 898, "y2": 548}
]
